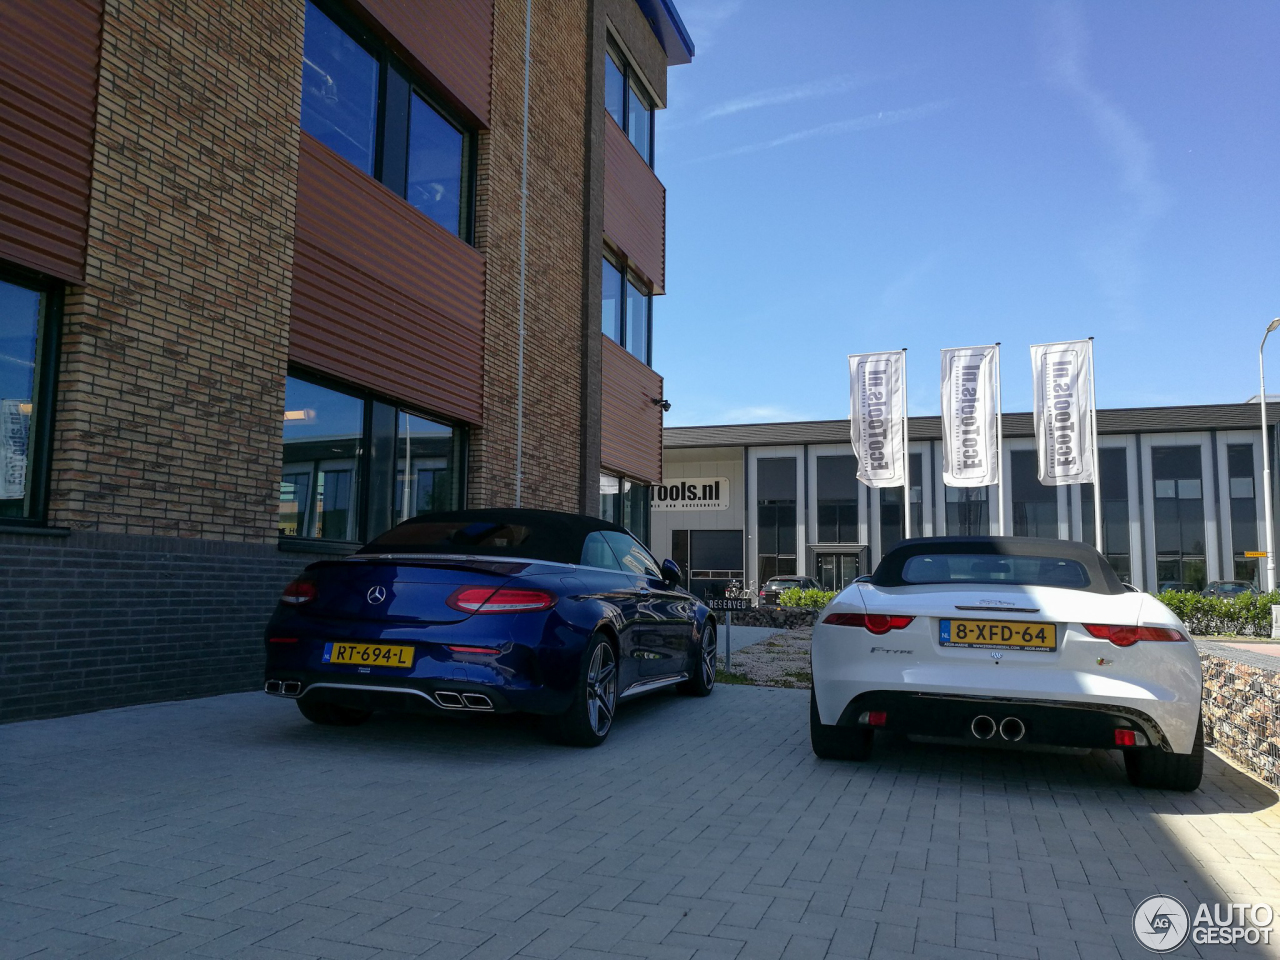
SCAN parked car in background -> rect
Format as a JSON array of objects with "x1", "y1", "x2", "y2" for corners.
[
  {"x1": 264, "y1": 509, "x2": 716, "y2": 747},
  {"x1": 810, "y1": 536, "x2": 1204, "y2": 791},
  {"x1": 759, "y1": 575, "x2": 821, "y2": 607},
  {"x1": 1157, "y1": 581, "x2": 1198, "y2": 594},
  {"x1": 1201, "y1": 580, "x2": 1258, "y2": 598}
]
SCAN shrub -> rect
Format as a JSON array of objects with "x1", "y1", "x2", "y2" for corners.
[
  {"x1": 778, "y1": 587, "x2": 836, "y2": 609},
  {"x1": 1157, "y1": 589, "x2": 1280, "y2": 637}
]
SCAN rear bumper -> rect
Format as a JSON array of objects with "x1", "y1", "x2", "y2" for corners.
[
  {"x1": 834, "y1": 690, "x2": 1177, "y2": 752},
  {"x1": 262, "y1": 672, "x2": 571, "y2": 715}
]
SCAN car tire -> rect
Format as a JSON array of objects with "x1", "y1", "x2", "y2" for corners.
[
  {"x1": 809, "y1": 689, "x2": 873, "y2": 761},
  {"x1": 679, "y1": 623, "x2": 716, "y2": 697},
  {"x1": 1124, "y1": 718, "x2": 1204, "y2": 792},
  {"x1": 545, "y1": 633, "x2": 618, "y2": 748},
  {"x1": 296, "y1": 697, "x2": 373, "y2": 727}
]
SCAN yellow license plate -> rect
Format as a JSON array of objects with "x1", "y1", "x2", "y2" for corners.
[
  {"x1": 939, "y1": 619, "x2": 1056, "y2": 651},
  {"x1": 323, "y1": 642, "x2": 415, "y2": 668}
]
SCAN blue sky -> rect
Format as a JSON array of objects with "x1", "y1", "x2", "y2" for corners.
[{"x1": 652, "y1": 1, "x2": 1280, "y2": 425}]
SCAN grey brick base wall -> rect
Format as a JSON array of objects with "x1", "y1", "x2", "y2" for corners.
[{"x1": 1, "y1": 530, "x2": 319, "y2": 723}]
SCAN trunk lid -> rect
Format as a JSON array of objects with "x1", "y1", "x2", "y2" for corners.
[{"x1": 295, "y1": 557, "x2": 542, "y2": 625}]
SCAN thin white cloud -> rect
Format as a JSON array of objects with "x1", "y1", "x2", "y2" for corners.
[
  {"x1": 700, "y1": 74, "x2": 876, "y2": 122},
  {"x1": 684, "y1": 100, "x2": 952, "y2": 164},
  {"x1": 675, "y1": 0, "x2": 742, "y2": 54},
  {"x1": 665, "y1": 403, "x2": 813, "y2": 428},
  {"x1": 1042, "y1": 2, "x2": 1167, "y2": 329}
]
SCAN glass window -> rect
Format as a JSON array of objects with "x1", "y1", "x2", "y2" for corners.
[
  {"x1": 758, "y1": 458, "x2": 797, "y2": 580},
  {"x1": 602, "y1": 530, "x2": 662, "y2": 579},
  {"x1": 605, "y1": 53, "x2": 625, "y2": 128},
  {"x1": 582, "y1": 531, "x2": 623, "y2": 570},
  {"x1": 627, "y1": 82, "x2": 652, "y2": 164},
  {"x1": 944, "y1": 483, "x2": 988, "y2": 537},
  {"x1": 1011, "y1": 450, "x2": 1057, "y2": 538},
  {"x1": 621, "y1": 477, "x2": 650, "y2": 544},
  {"x1": 599, "y1": 473, "x2": 620, "y2": 524},
  {"x1": 407, "y1": 93, "x2": 464, "y2": 236},
  {"x1": 393, "y1": 410, "x2": 458, "y2": 522},
  {"x1": 1228, "y1": 444, "x2": 1260, "y2": 586},
  {"x1": 601, "y1": 258, "x2": 622, "y2": 343},
  {"x1": 0, "y1": 280, "x2": 45, "y2": 519},
  {"x1": 1082, "y1": 447, "x2": 1131, "y2": 581},
  {"x1": 281, "y1": 377, "x2": 364, "y2": 540},
  {"x1": 816, "y1": 455, "x2": 858, "y2": 543},
  {"x1": 902, "y1": 554, "x2": 1090, "y2": 590},
  {"x1": 624, "y1": 276, "x2": 650, "y2": 363},
  {"x1": 880, "y1": 453, "x2": 924, "y2": 554},
  {"x1": 1151, "y1": 445, "x2": 1206, "y2": 590},
  {"x1": 301, "y1": 1, "x2": 379, "y2": 175}
]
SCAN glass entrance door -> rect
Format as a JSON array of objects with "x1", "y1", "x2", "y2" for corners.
[{"x1": 816, "y1": 553, "x2": 860, "y2": 592}]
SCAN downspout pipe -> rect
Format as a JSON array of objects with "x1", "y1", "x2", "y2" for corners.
[{"x1": 514, "y1": 0, "x2": 532, "y2": 507}]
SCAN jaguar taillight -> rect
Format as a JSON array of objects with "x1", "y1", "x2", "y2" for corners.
[
  {"x1": 1083, "y1": 624, "x2": 1187, "y2": 647},
  {"x1": 822, "y1": 612, "x2": 914, "y2": 635}
]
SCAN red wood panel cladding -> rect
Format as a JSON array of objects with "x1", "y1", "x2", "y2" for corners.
[
  {"x1": 603, "y1": 117, "x2": 666, "y2": 294},
  {"x1": 351, "y1": 0, "x2": 492, "y2": 126},
  {"x1": 0, "y1": 0, "x2": 100, "y2": 282},
  {"x1": 600, "y1": 338, "x2": 663, "y2": 483},
  {"x1": 291, "y1": 134, "x2": 485, "y2": 424}
]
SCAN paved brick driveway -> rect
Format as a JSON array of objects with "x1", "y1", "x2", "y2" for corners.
[{"x1": 3, "y1": 685, "x2": 1279, "y2": 959}]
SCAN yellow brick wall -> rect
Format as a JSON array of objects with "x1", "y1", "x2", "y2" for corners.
[{"x1": 50, "y1": 0, "x2": 304, "y2": 541}]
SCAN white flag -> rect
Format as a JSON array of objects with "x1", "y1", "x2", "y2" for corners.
[
  {"x1": 848, "y1": 351, "x2": 906, "y2": 488},
  {"x1": 1030, "y1": 339, "x2": 1096, "y2": 485},
  {"x1": 940, "y1": 345, "x2": 1000, "y2": 487}
]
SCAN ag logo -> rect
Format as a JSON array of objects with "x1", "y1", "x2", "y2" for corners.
[{"x1": 1133, "y1": 895, "x2": 1189, "y2": 952}]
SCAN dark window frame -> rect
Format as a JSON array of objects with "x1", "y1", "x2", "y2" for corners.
[
  {"x1": 281, "y1": 366, "x2": 468, "y2": 549},
  {"x1": 602, "y1": 249, "x2": 653, "y2": 366},
  {"x1": 605, "y1": 39, "x2": 656, "y2": 167},
  {"x1": 305, "y1": 0, "x2": 477, "y2": 244},
  {"x1": 0, "y1": 261, "x2": 62, "y2": 528}
]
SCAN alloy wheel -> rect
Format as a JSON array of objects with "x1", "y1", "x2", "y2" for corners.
[
  {"x1": 586, "y1": 641, "x2": 617, "y2": 736},
  {"x1": 701, "y1": 626, "x2": 717, "y2": 689}
]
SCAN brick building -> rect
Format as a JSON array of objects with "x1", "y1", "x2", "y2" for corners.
[{"x1": 0, "y1": 0, "x2": 694, "y2": 721}]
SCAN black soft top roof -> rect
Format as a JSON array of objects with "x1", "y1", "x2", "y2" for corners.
[
  {"x1": 358, "y1": 508, "x2": 633, "y2": 565},
  {"x1": 871, "y1": 536, "x2": 1126, "y2": 595}
]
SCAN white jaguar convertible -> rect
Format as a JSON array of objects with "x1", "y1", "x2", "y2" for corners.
[{"x1": 810, "y1": 537, "x2": 1204, "y2": 791}]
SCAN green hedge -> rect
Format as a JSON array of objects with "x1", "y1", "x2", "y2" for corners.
[
  {"x1": 1158, "y1": 590, "x2": 1279, "y2": 637},
  {"x1": 778, "y1": 587, "x2": 837, "y2": 609}
]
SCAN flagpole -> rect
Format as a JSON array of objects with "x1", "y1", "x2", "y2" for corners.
[
  {"x1": 1088, "y1": 337, "x2": 1103, "y2": 553},
  {"x1": 901, "y1": 348, "x2": 911, "y2": 539},
  {"x1": 994, "y1": 342, "x2": 1005, "y2": 536}
]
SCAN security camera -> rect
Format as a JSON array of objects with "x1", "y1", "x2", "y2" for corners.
[{"x1": 650, "y1": 397, "x2": 671, "y2": 412}]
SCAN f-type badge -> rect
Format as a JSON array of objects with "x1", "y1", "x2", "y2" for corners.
[{"x1": 366, "y1": 586, "x2": 387, "y2": 604}]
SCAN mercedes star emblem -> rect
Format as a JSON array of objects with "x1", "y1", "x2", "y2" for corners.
[{"x1": 366, "y1": 586, "x2": 387, "y2": 604}]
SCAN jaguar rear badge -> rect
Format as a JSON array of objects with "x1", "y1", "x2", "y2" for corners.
[{"x1": 366, "y1": 586, "x2": 387, "y2": 604}]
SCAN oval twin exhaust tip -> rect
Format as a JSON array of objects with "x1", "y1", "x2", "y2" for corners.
[
  {"x1": 999, "y1": 717, "x2": 1025, "y2": 742},
  {"x1": 971, "y1": 715, "x2": 996, "y2": 740}
]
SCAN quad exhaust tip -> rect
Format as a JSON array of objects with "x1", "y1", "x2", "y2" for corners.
[
  {"x1": 971, "y1": 715, "x2": 996, "y2": 740},
  {"x1": 433, "y1": 691, "x2": 495, "y2": 712},
  {"x1": 265, "y1": 680, "x2": 282, "y2": 695},
  {"x1": 999, "y1": 717, "x2": 1026, "y2": 742}
]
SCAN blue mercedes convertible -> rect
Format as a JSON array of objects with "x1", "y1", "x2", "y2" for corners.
[{"x1": 264, "y1": 509, "x2": 717, "y2": 746}]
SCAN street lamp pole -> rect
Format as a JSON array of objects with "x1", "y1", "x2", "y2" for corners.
[{"x1": 1260, "y1": 319, "x2": 1280, "y2": 592}]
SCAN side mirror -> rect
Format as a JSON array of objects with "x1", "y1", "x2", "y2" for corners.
[{"x1": 660, "y1": 558, "x2": 682, "y2": 586}]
